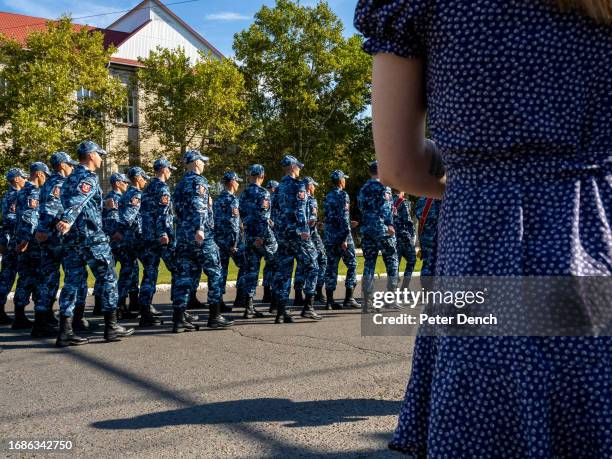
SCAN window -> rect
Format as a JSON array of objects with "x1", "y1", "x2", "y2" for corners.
[
  {"x1": 76, "y1": 87, "x2": 97, "y2": 118},
  {"x1": 116, "y1": 88, "x2": 135, "y2": 125}
]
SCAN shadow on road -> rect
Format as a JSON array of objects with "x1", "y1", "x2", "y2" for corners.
[{"x1": 91, "y1": 397, "x2": 400, "y2": 429}]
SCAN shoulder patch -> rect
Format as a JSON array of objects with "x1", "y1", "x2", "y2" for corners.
[
  {"x1": 232, "y1": 206, "x2": 239, "y2": 216},
  {"x1": 384, "y1": 191, "x2": 392, "y2": 201},
  {"x1": 104, "y1": 198, "x2": 117, "y2": 210},
  {"x1": 198, "y1": 185, "x2": 206, "y2": 196},
  {"x1": 28, "y1": 198, "x2": 39, "y2": 209},
  {"x1": 262, "y1": 198, "x2": 270, "y2": 209},
  {"x1": 297, "y1": 190, "x2": 306, "y2": 201},
  {"x1": 160, "y1": 195, "x2": 170, "y2": 205},
  {"x1": 52, "y1": 186, "x2": 61, "y2": 198},
  {"x1": 131, "y1": 196, "x2": 141, "y2": 206},
  {"x1": 9, "y1": 203, "x2": 16, "y2": 213},
  {"x1": 80, "y1": 182, "x2": 92, "y2": 194}
]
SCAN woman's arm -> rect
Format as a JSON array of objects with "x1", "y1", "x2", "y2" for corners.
[{"x1": 372, "y1": 53, "x2": 446, "y2": 199}]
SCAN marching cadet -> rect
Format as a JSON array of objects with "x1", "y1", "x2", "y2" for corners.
[
  {"x1": 12, "y1": 162, "x2": 50, "y2": 330},
  {"x1": 272, "y1": 155, "x2": 322, "y2": 323},
  {"x1": 323, "y1": 170, "x2": 359, "y2": 309},
  {"x1": 172, "y1": 150, "x2": 233, "y2": 332},
  {"x1": 414, "y1": 196, "x2": 441, "y2": 277},
  {"x1": 115, "y1": 166, "x2": 149, "y2": 318},
  {"x1": 293, "y1": 177, "x2": 326, "y2": 305},
  {"x1": 96, "y1": 172, "x2": 131, "y2": 316},
  {"x1": 392, "y1": 190, "x2": 417, "y2": 290},
  {"x1": 138, "y1": 159, "x2": 177, "y2": 327},
  {"x1": 358, "y1": 161, "x2": 399, "y2": 312},
  {"x1": 55, "y1": 140, "x2": 134, "y2": 346},
  {"x1": 213, "y1": 171, "x2": 243, "y2": 313},
  {"x1": 0, "y1": 168, "x2": 27, "y2": 325},
  {"x1": 33, "y1": 152, "x2": 92, "y2": 338},
  {"x1": 261, "y1": 179, "x2": 279, "y2": 306},
  {"x1": 237, "y1": 165, "x2": 277, "y2": 318}
]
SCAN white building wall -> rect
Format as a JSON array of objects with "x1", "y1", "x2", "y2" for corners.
[
  {"x1": 107, "y1": 0, "x2": 152, "y2": 33},
  {"x1": 111, "y1": 4, "x2": 218, "y2": 63}
]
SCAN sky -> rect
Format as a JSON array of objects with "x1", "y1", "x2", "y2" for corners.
[{"x1": 0, "y1": 0, "x2": 361, "y2": 56}]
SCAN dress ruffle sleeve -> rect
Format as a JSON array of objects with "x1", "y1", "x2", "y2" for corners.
[{"x1": 354, "y1": 0, "x2": 429, "y2": 58}]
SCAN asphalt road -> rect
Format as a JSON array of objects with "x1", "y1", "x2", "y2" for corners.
[{"x1": 0, "y1": 284, "x2": 416, "y2": 458}]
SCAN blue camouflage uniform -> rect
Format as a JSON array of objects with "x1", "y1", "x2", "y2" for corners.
[
  {"x1": 36, "y1": 153, "x2": 88, "y2": 313},
  {"x1": 13, "y1": 165, "x2": 48, "y2": 311},
  {"x1": 173, "y1": 153, "x2": 223, "y2": 309},
  {"x1": 0, "y1": 169, "x2": 26, "y2": 312},
  {"x1": 261, "y1": 180, "x2": 279, "y2": 289},
  {"x1": 357, "y1": 165, "x2": 399, "y2": 301},
  {"x1": 237, "y1": 166, "x2": 278, "y2": 299},
  {"x1": 116, "y1": 168, "x2": 148, "y2": 302},
  {"x1": 213, "y1": 171, "x2": 244, "y2": 298},
  {"x1": 392, "y1": 193, "x2": 417, "y2": 287},
  {"x1": 414, "y1": 197, "x2": 441, "y2": 277},
  {"x1": 139, "y1": 160, "x2": 176, "y2": 307},
  {"x1": 294, "y1": 177, "x2": 326, "y2": 291},
  {"x1": 272, "y1": 157, "x2": 319, "y2": 304},
  {"x1": 58, "y1": 159, "x2": 118, "y2": 318},
  {"x1": 323, "y1": 171, "x2": 357, "y2": 292}
]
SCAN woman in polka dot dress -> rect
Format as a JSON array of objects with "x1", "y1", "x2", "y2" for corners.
[{"x1": 355, "y1": 0, "x2": 611, "y2": 457}]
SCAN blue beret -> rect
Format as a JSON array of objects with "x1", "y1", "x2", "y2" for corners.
[
  {"x1": 280, "y1": 155, "x2": 304, "y2": 168},
  {"x1": 127, "y1": 166, "x2": 150, "y2": 180},
  {"x1": 30, "y1": 162, "x2": 51, "y2": 176},
  {"x1": 50, "y1": 151, "x2": 78, "y2": 168},
  {"x1": 304, "y1": 176, "x2": 318, "y2": 187},
  {"x1": 153, "y1": 158, "x2": 176, "y2": 171},
  {"x1": 183, "y1": 150, "x2": 209, "y2": 164},
  {"x1": 77, "y1": 140, "x2": 106, "y2": 157},
  {"x1": 249, "y1": 164, "x2": 265, "y2": 176},
  {"x1": 110, "y1": 173, "x2": 129, "y2": 184},
  {"x1": 330, "y1": 170, "x2": 349, "y2": 182},
  {"x1": 6, "y1": 168, "x2": 27, "y2": 181},
  {"x1": 223, "y1": 171, "x2": 243, "y2": 182}
]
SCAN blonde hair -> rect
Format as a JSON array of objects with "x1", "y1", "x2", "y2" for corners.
[{"x1": 557, "y1": 0, "x2": 612, "y2": 23}]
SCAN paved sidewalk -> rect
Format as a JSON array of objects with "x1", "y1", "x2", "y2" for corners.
[{"x1": 0, "y1": 284, "x2": 416, "y2": 458}]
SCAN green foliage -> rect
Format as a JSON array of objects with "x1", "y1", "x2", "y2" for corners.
[
  {"x1": 233, "y1": 0, "x2": 372, "y2": 191},
  {"x1": 0, "y1": 17, "x2": 125, "y2": 177},
  {"x1": 137, "y1": 47, "x2": 247, "y2": 167}
]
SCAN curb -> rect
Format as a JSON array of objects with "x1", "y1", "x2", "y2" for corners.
[{"x1": 5, "y1": 272, "x2": 421, "y2": 299}]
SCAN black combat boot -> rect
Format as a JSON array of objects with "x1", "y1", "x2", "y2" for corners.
[
  {"x1": 11, "y1": 306, "x2": 32, "y2": 330},
  {"x1": 243, "y1": 296, "x2": 264, "y2": 319},
  {"x1": 31, "y1": 310, "x2": 57, "y2": 338},
  {"x1": 293, "y1": 289, "x2": 304, "y2": 307},
  {"x1": 220, "y1": 299, "x2": 232, "y2": 313},
  {"x1": 269, "y1": 291, "x2": 278, "y2": 314},
  {"x1": 184, "y1": 310, "x2": 199, "y2": 322},
  {"x1": 207, "y1": 303, "x2": 234, "y2": 329},
  {"x1": 117, "y1": 297, "x2": 137, "y2": 320},
  {"x1": 92, "y1": 294, "x2": 103, "y2": 316},
  {"x1": 56, "y1": 315, "x2": 89, "y2": 347},
  {"x1": 149, "y1": 304, "x2": 163, "y2": 317},
  {"x1": 325, "y1": 288, "x2": 342, "y2": 310},
  {"x1": 172, "y1": 308, "x2": 198, "y2": 333},
  {"x1": 46, "y1": 300, "x2": 59, "y2": 326},
  {"x1": 73, "y1": 303, "x2": 98, "y2": 332},
  {"x1": 104, "y1": 310, "x2": 135, "y2": 342},
  {"x1": 233, "y1": 288, "x2": 244, "y2": 310},
  {"x1": 401, "y1": 277, "x2": 411, "y2": 291},
  {"x1": 0, "y1": 303, "x2": 13, "y2": 325},
  {"x1": 262, "y1": 285, "x2": 271, "y2": 304},
  {"x1": 343, "y1": 287, "x2": 361, "y2": 309},
  {"x1": 275, "y1": 299, "x2": 294, "y2": 324},
  {"x1": 187, "y1": 291, "x2": 205, "y2": 310},
  {"x1": 301, "y1": 294, "x2": 323, "y2": 320},
  {"x1": 139, "y1": 303, "x2": 163, "y2": 327},
  {"x1": 314, "y1": 285, "x2": 325, "y2": 303},
  {"x1": 129, "y1": 291, "x2": 140, "y2": 313},
  {"x1": 362, "y1": 294, "x2": 376, "y2": 313}
]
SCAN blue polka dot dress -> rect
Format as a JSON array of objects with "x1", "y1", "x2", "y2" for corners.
[{"x1": 355, "y1": 1, "x2": 612, "y2": 457}]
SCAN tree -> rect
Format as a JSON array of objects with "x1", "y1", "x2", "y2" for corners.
[
  {"x1": 137, "y1": 46, "x2": 247, "y2": 167},
  {"x1": 233, "y1": 0, "x2": 372, "y2": 187},
  {"x1": 0, "y1": 16, "x2": 126, "y2": 180}
]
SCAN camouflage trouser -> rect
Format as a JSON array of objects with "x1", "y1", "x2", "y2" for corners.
[
  {"x1": 139, "y1": 240, "x2": 176, "y2": 307},
  {"x1": 14, "y1": 243, "x2": 42, "y2": 309},
  {"x1": 294, "y1": 230, "x2": 326, "y2": 290},
  {"x1": 0, "y1": 247, "x2": 18, "y2": 307},
  {"x1": 174, "y1": 237, "x2": 222, "y2": 309},
  {"x1": 361, "y1": 235, "x2": 399, "y2": 299},
  {"x1": 38, "y1": 242, "x2": 87, "y2": 313},
  {"x1": 237, "y1": 235, "x2": 277, "y2": 299},
  {"x1": 217, "y1": 245, "x2": 245, "y2": 296},
  {"x1": 272, "y1": 234, "x2": 318, "y2": 303},
  {"x1": 115, "y1": 241, "x2": 142, "y2": 300},
  {"x1": 420, "y1": 241, "x2": 437, "y2": 277},
  {"x1": 324, "y1": 236, "x2": 358, "y2": 292},
  {"x1": 397, "y1": 237, "x2": 417, "y2": 286},
  {"x1": 59, "y1": 242, "x2": 118, "y2": 317}
]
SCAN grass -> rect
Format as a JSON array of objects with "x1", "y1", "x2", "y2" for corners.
[{"x1": 51, "y1": 255, "x2": 423, "y2": 289}]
